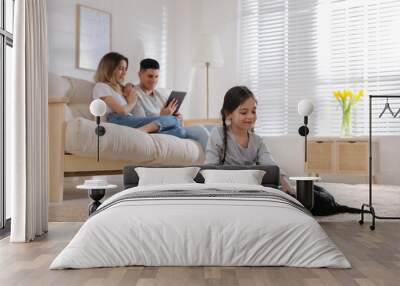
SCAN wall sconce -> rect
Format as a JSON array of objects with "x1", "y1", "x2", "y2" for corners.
[
  {"x1": 89, "y1": 99, "x2": 107, "y2": 161},
  {"x1": 297, "y1": 99, "x2": 314, "y2": 163}
]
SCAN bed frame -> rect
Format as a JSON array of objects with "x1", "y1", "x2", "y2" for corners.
[{"x1": 48, "y1": 96, "x2": 221, "y2": 203}]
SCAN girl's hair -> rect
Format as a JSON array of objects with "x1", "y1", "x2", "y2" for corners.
[
  {"x1": 94, "y1": 52, "x2": 128, "y2": 91},
  {"x1": 220, "y1": 86, "x2": 255, "y2": 165}
]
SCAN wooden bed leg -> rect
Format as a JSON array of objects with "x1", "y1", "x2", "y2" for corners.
[{"x1": 48, "y1": 97, "x2": 68, "y2": 203}]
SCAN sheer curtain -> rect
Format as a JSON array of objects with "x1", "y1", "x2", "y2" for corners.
[{"x1": 8, "y1": 0, "x2": 49, "y2": 242}]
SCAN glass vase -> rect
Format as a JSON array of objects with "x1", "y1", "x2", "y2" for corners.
[{"x1": 341, "y1": 108, "x2": 352, "y2": 137}]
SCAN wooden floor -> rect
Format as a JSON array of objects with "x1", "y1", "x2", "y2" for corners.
[{"x1": 1, "y1": 221, "x2": 400, "y2": 286}]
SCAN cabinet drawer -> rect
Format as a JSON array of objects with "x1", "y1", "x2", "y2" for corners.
[
  {"x1": 306, "y1": 141, "x2": 334, "y2": 171},
  {"x1": 336, "y1": 141, "x2": 368, "y2": 173}
]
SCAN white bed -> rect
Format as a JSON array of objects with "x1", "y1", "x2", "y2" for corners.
[{"x1": 50, "y1": 183, "x2": 351, "y2": 269}]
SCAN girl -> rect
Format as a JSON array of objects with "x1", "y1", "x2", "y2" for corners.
[
  {"x1": 205, "y1": 86, "x2": 364, "y2": 216},
  {"x1": 205, "y1": 86, "x2": 293, "y2": 193},
  {"x1": 92, "y1": 52, "x2": 186, "y2": 138}
]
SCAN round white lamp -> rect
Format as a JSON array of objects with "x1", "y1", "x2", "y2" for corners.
[
  {"x1": 297, "y1": 100, "x2": 314, "y2": 162},
  {"x1": 90, "y1": 99, "x2": 107, "y2": 117},
  {"x1": 89, "y1": 99, "x2": 107, "y2": 161},
  {"x1": 298, "y1": 99, "x2": 314, "y2": 117}
]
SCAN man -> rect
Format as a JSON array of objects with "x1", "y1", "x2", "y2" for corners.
[
  {"x1": 134, "y1": 58, "x2": 211, "y2": 149},
  {"x1": 132, "y1": 59, "x2": 177, "y2": 118}
]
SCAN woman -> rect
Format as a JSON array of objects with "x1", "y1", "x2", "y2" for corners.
[
  {"x1": 205, "y1": 86, "x2": 364, "y2": 216},
  {"x1": 92, "y1": 52, "x2": 186, "y2": 138}
]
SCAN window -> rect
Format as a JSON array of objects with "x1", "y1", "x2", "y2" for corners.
[
  {"x1": 5, "y1": 0, "x2": 13, "y2": 33},
  {"x1": 239, "y1": 0, "x2": 400, "y2": 136},
  {"x1": 142, "y1": 0, "x2": 169, "y2": 88},
  {"x1": 1, "y1": 0, "x2": 14, "y2": 231}
]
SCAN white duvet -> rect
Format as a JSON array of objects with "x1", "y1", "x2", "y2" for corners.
[{"x1": 50, "y1": 183, "x2": 351, "y2": 269}]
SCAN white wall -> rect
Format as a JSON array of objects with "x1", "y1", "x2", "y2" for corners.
[
  {"x1": 47, "y1": 0, "x2": 114, "y2": 81},
  {"x1": 377, "y1": 136, "x2": 400, "y2": 185},
  {"x1": 47, "y1": 0, "x2": 175, "y2": 86}
]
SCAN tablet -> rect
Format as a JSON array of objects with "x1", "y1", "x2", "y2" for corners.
[{"x1": 165, "y1": 91, "x2": 187, "y2": 114}]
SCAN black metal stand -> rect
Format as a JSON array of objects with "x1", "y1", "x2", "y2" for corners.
[
  {"x1": 88, "y1": 189, "x2": 106, "y2": 215},
  {"x1": 359, "y1": 95, "x2": 400, "y2": 230}
]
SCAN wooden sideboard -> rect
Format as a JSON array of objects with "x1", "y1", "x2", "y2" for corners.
[{"x1": 305, "y1": 138, "x2": 378, "y2": 177}]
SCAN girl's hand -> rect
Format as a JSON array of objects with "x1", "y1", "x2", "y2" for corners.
[{"x1": 280, "y1": 175, "x2": 295, "y2": 195}]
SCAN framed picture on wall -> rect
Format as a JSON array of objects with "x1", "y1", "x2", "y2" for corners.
[{"x1": 77, "y1": 5, "x2": 111, "y2": 71}]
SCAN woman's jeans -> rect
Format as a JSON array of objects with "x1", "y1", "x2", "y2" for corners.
[{"x1": 107, "y1": 113, "x2": 187, "y2": 138}]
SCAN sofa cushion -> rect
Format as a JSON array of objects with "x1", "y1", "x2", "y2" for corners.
[
  {"x1": 48, "y1": 73, "x2": 96, "y2": 120},
  {"x1": 48, "y1": 72, "x2": 72, "y2": 98},
  {"x1": 65, "y1": 76, "x2": 96, "y2": 120},
  {"x1": 65, "y1": 117, "x2": 204, "y2": 164}
]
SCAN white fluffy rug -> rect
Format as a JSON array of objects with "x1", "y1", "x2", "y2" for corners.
[{"x1": 315, "y1": 182, "x2": 400, "y2": 222}]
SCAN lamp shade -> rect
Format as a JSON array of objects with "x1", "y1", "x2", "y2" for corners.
[
  {"x1": 192, "y1": 34, "x2": 224, "y2": 67},
  {"x1": 90, "y1": 99, "x2": 107, "y2": 117},
  {"x1": 298, "y1": 99, "x2": 314, "y2": 116}
]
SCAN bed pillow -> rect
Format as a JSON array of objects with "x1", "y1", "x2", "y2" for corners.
[
  {"x1": 135, "y1": 167, "x2": 201, "y2": 186},
  {"x1": 200, "y1": 169, "x2": 266, "y2": 185},
  {"x1": 123, "y1": 165, "x2": 280, "y2": 189}
]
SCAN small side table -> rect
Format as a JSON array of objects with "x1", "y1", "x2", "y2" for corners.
[
  {"x1": 289, "y1": 177, "x2": 321, "y2": 210},
  {"x1": 77, "y1": 180, "x2": 117, "y2": 215}
]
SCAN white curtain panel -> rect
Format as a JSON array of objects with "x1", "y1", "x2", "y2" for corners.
[{"x1": 8, "y1": 0, "x2": 49, "y2": 242}]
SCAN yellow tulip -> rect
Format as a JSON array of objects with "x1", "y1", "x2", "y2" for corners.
[
  {"x1": 355, "y1": 89, "x2": 364, "y2": 101},
  {"x1": 333, "y1": 90, "x2": 341, "y2": 99},
  {"x1": 332, "y1": 88, "x2": 364, "y2": 113}
]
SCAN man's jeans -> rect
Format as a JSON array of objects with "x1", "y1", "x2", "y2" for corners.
[{"x1": 184, "y1": 124, "x2": 216, "y2": 150}]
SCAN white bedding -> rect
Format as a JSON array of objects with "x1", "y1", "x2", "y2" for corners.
[
  {"x1": 50, "y1": 183, "x2": 350, "y2": 269},
  {"x1": 65, "y1": 117, "x2": 204, "y2": 164}
]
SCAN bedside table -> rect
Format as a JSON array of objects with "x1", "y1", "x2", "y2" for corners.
[
  {"x1": 77, "y1": 179, "x2": 117, "y2": 215},
  {"x1": 289, "y1": 177, "x2": 321, "y2": 210}
]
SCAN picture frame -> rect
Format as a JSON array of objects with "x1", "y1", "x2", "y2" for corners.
[{"x1": 77, "y1": 5, "x2": 111, "y2": 71}]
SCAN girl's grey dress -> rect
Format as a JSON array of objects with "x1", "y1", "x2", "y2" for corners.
[{"x1": 204, "y1": 126, "x2": 280, "y2": 168}]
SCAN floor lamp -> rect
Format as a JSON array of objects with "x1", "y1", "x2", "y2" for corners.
[{"x1": 193, "y1": 34, "x2": 224, "y2": 119}]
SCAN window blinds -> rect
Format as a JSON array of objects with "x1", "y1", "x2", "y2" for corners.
[{"x1": 239, "y1": 0, "x2": 400, "y2": 136}]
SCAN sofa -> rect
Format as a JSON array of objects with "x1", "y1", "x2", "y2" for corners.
[{"x1": 48, "y1": 73, "x2": 218, "y2": 202}]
